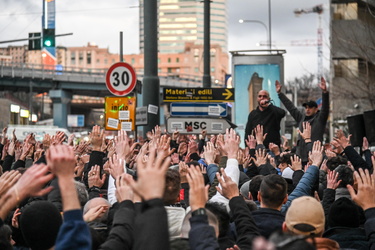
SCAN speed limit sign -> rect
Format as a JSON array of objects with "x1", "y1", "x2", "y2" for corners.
[{"x1": 106, "y1": 62, "x2": 137, "y2": 96}]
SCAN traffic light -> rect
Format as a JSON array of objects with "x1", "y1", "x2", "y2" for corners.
[
  {"x1": 42, "y1": 28, "x2": 55, "y2": 47},
  {"x1": 28, "y1": 32, "x2": 41, "y2": 50}
]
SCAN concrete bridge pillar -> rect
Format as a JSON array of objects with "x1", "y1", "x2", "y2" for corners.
[{"x1": 49, "y1": 89, "x2": 72, "y2": 128}]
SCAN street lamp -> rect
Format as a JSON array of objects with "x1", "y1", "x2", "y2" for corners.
[{"x1": 238, "y1": 19, "x2": 270, "y2": 50}]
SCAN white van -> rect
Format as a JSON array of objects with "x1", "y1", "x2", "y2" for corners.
[{"x1": 6, "y1": 125, "x2": 70, "y2": 142}]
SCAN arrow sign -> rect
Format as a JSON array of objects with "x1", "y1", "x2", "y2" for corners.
[
  {"x1": 167, "y1": 117, "x2": 235, "y2": 134},
  {"x1": 170, "y1": 103, "x2": 227, "y2": 116}
]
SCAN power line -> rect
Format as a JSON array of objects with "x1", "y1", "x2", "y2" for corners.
[{"x1": 0, "y1": 6, "x2": 139, "y2": 17}]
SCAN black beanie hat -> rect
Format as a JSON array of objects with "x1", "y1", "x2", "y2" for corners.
[
  {"x1": 328, "y1": 197, "x2": 360, "y2": 228},
  {"x1": 20, "y1": 201, "x2": 62, "y2": 250}
]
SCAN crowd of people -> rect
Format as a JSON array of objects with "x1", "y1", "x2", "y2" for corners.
[{"x1": 0, "y1": 80, "x2": 375, "y2": 250}]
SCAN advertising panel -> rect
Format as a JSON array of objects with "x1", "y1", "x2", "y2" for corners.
[{"x1": 231, "y1": 51, "x2": 285, "y2": 147}]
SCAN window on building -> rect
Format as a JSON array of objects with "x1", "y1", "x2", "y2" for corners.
[
  {"x1": 211, "y1": 67, "x2": 215, "y2": 72},
  {"x1": 131, "y1": 58, "x2": 135, "y2": 64},
  {"x1": 176, "y1": 58, "x2": 180, "y2": 63},
  {"x1": 87, "y1": 52, "x2": 91, "y2": 64},
  {"x1": 194, "y1": 67, "x2": 199, "y2": 73},
  {"x1": 168, "y1": 58, "x2": 171, "y2": 63},
  {"x1": 79, "y1": 52, "x2": 83, "y2": 63}
]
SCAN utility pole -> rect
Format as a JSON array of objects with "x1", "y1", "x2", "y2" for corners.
[
  {"x1": 202, "y1": 0, "x2": 211, "y2": 88},
  {"x1": 142, "y1": 0, "x2": 160, "y2": 136}
]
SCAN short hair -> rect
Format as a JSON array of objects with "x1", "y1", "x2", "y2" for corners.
[
  {"x1": 334, "y1": 165, "x2": 354, "y2": 188},
  {"x1": 163, "y1": 169, "x2": 181, "y2": 205},
  {"x1": 75, "y1": 181, "x2": 89, "y2": 208},
  {"x1": 205, "y1": 202, "x2": 230, "y2": 238},
  {"x1": 181, "y1": 209, "x2": 219, "y2": 238},
  {"x1": 0, "y1": 224, "x2": 13, "y2": 250},
  {"x1": 259, "y1": 174, "x2": 288, "y2": 209},
  {"x1": 326, "y1": 156, "x2": 348, "y2": 171},
  {"x1": 249, "y1": 175, "x2": 264, "y2": 201},
  {"x1": 279, "y1": 153, "x2": 294, "y2": 165}
]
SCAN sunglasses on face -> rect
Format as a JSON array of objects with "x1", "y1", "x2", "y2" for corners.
[{"x1": 258, "y1": 95, "x2": 268, "y2": 98}]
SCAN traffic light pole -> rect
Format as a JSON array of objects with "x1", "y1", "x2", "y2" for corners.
[{"x1": 0, "y1": 33, "x2": 73, "y2": 44}]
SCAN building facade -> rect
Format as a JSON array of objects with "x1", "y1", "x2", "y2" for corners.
[
  {"x1": 330, "y1": 1, "x2": 375, "y2": 121},
  {"x1": 139, "y1": 0, "x2": 227, "y2": 54}
]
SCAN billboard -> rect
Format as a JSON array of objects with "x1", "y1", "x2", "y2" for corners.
[{"x1": 231, "y1": 51, "x2": 285, "y2": 147}]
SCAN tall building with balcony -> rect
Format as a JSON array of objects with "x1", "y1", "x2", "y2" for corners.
[
  {"x1": 330, "y1": 1, "x2": 375, "y2": 121},
  {"x1": 139, "y1": 0, "x2": 227, "y2": 54}
]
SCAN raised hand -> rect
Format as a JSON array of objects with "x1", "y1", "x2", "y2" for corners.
[
  {"x1": 334, "y1": 129, "x2": 351, "y2": 149},
  {"x1": 156, "y1": 135, "x2": 175, "y2": 161},
  {"x1": 83, "y1": 204, "x2": 109, "y2": 223},
  {"x1": 254, "y1": 124, "x2": 267, "y2": 145},
  {"x1": 123, "y1": 142, "x2": 170, "y2": 201},
  {"x1": 327, "y1": 170, "x2": 341, "y2": 190},
  {"x1": 252, "y1": 148, "x2": 268, "y2": 167},
  {"x1": 0, "y1": 170, "x2": 21, "y2": 197},
  {"x1": 348, "y1": 168, "x2": 375, "y2": 211},
  {"x1": 90, "y1": 125, "x2": 104, "y2": 151},
  {"x1": 88, "y1": 165, "x2": 106, "y2": 188},
  {"x1": 245, "y1": 135, "x2": 256, "y2": 149},
  {"x1": 217, "y1": 128, "x2": 240, "y2": 159},
  {"x1": 275, "y1": 80, "x2": 282, "y2": 94},
  {"x1": 115, "y1": 173, "x2": 135, "y2": 203},
  {"x1": 108, "y1": 154, "x2": 125, "y2": 180},
  {"x1": 290, "y1": 154, "x2": 302, "y2": 171},
  {"x1": 308, "y1": 140, "x2": 324, "y2": 167},
  {"x1": 187, "y1": 165, "x2": 209, "y2": 211},
  {"x1": 115, "y1": 129, "x2": 129, "y2": 160},
  {"x1": 298, "y1": 122, "x2": 312, "y2": 141},
  {"x1": 203, "y1": 141, "x2": 216, "y2": 165},
  {"x1": 319, "y1": 77, "x2": 328, "y2": 93},
  {"x1": 215, "y1": 168, "x2": 239, "y2": 200}
]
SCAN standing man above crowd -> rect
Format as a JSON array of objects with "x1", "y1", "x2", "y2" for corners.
[
  {"x1": 276, "y1": 77, "x2": 329, "y2": 164},
  {"x1": 245, "y1": 90, "x2": 286, "y2": 148}
]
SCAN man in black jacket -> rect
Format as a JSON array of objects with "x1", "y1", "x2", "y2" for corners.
[
  {"x1": 276, "y1": 77, "x2": 329, "y2": 164},
  {"x1": 252, "y1": 174, "x2": 288, "y2": 238},
  {"x1": 244, "y1": 90, "x2": 286, "y2": 148}
]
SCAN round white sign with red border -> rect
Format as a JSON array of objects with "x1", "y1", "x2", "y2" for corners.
[{"x1": 106, "y1": 62, "x2": 137, "y2": 96}]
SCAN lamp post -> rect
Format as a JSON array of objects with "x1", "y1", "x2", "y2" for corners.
[{"x1": 238, "y1": 19, "x2": 270, "y2": 50}]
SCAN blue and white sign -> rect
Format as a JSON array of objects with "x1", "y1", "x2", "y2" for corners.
[{"x1": 170, "y1": 103, "x2": 227, "y2": 117}]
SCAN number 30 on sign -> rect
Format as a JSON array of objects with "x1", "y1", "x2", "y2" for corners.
[{"x1": 106, "y1": 62, "x2": 137, "y2": 96}]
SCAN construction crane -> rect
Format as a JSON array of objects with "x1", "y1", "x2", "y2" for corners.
[{"x1": 294, "y1": 4, "x2": 324, "y2": 81}]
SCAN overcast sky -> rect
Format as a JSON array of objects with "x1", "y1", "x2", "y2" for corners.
[{"x1": 1, "y1": 0, "x2": 330, "y2": 82}]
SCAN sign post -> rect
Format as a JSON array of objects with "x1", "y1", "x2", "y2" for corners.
[
  {"x1": 106, "y1": 62, "x2": 137, "y2": 96},
  {"x1": 170, "y1": 103, "x2": 227, "y2": 116},
  {"x1": 167, "y1": 117, "x2": 233, "y2": 134},
  {"x1": 163, "y1": 87, "x2": 234, "y2": 102}
]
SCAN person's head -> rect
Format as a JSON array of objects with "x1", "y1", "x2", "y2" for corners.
[
  {"x1": 83, "y1": 197, "x2": 111, "y2": 223},
  {"x1": 20, "y1": 201, "x2": 63, "y2": 250},
  {"x1": 205, "y1": 202, "x2": 230, "y2": 238},
  {"x1": 0, "y1": 224, "x2": 14, "y2": 250},
  {"x1": 326, "y1": 156, "x2": 348, "y2": 171},
  {"x1": 249, "y1": 175, "x2": 264, "y2": 201},
  {"x1": 75, "y1": 181, "x2": 89, "y2": 208},
  {"x1": 180, "y1": 209, "x2": 219, "y2": 238},
  {"x1": 259, "y1": 174, "x2": 288, "y2": 210},
  {"x1": 302, "y1": 101, "x2": 318, "y2": 117},
  {"x1": 283, "y1": 196, "x2": 325, "y2": 237},
  {"x1": 334, "y1": 164, "x2": 354, "y2": 188},
  {"x1": 278, "y1": 153, "x2": 294, "y2": 172},
  {"x1": 163, "y1": 169, "x2": 181, "y2": 205},
  {"x1": 257, "y1": 90, "x2": 271, "y2": 109},
  {"x1": 269, "y1": 231, "x2": 316, "y2": 250},
  {"x1": 328, "y1": 197, "x2": 360, "y2": 228}
]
